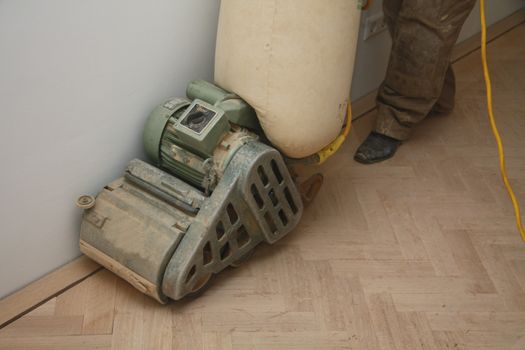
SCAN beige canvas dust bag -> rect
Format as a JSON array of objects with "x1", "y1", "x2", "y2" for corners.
[{"x1": 215, "y1": 0, "x2": 361, "y2": 158}]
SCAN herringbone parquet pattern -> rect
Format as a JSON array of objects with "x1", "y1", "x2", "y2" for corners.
[{"x1": 1, "y1": 23, "x2": 524, "y2": 350}]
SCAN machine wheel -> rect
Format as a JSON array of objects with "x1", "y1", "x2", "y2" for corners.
[
  {"x1": 187, "y1": 273, "x2": 213, "y2": 298},
  {"x1": 299, "y1": 173, "x2": 324, "y2": 207}
]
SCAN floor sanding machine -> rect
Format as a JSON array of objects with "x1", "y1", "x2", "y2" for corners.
[{"x1": 76, "y1": 0, "x2": 363, "y2": 303}]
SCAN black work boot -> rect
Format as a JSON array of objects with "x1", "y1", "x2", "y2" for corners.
[{"x1": 354, "y1": 132, "x2": 401, "y2": 164}]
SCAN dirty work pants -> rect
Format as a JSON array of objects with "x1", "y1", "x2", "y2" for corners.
[{"x1": 375, "y1": 0, "x2": 477, "y2": 140}]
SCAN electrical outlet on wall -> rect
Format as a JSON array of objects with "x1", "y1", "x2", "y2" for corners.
[{"x1": 363, "y1": 13, "x2": 388, "y2": 40}]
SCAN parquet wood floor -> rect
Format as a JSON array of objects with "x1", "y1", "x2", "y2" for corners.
[{"x1": 1, "y1": 22, "x2": 524, "y2": 350}]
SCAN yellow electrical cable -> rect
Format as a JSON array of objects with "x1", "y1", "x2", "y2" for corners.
[
  {"x1": 316, "y1": 1, "x2": 374, "y2": 165},
  {"x1": 480, "y1": 0, "x2": 525, "y2": 242},
  {"x1": 316, "y1": 103, "x2": 353, "y2": 164}
]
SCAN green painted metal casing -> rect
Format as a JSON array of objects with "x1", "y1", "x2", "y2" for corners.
[
  {"x1": 143, "y1": 81, "x2": 262, "y2": 191},
  {"x1": 174, "y1": 99, "x2": 230, "y2": 158},
  {"x1": 187, "y1": 80, "x2": 260, "y2": 131},
  {"x1": 143, "y1": 98, "x2": 190, "y2": 164},
  {"x1": 143, "y1": 80, "x2": 260, "y2": 164}
]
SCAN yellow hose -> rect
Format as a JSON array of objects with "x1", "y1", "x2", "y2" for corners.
[
  {"x1": 480, "y1": 0, "x2": 525, "y2": 242},
  {"x1": 316, "y1": 104, "x2": 353, "y2": 164}
]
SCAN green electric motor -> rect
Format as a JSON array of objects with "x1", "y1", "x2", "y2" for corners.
[{"x1": 143, "y1": 80, "x2": 261, "y2": 193}]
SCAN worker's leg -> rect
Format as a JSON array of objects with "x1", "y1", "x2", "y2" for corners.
[
  {"x1": 355, "y1": 0, "x2": 476, "y2": 164},
  {"x1": 375, "y1": 0, "x2": 476, "y2": 140},
  {"x1": 383, "y1": 0, "x2": 403, "y2": 37},
  {"x1": 432, "y1": 65, "x2": 456, "y2": 114},
  {"x1": 385, "y1": 0, "x2": 456, "y2": 116}
]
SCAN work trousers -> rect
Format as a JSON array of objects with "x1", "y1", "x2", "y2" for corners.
[{"x1": 375, "y1": 0, "x2": 477, "y2": 140}]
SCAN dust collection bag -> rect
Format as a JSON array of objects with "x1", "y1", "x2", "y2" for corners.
[{"x1": 215, "y1": 0, "x2": 361, "y2": 158}]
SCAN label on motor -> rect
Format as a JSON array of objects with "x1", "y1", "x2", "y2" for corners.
[{"x1": 180, "y1": 104, "x2": 217, "y2": 134}]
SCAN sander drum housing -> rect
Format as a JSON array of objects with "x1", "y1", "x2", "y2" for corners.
[{"x1": 78, "y1": 81, "x2": 304, "y2": 302}]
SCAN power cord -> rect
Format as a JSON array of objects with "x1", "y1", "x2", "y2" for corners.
[{"x1": 480, "y1": 0, "x2": 525, "y2": 242}]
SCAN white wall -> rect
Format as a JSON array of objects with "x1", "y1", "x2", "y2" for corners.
[
  {"x1": 0, "y1": 0, "x2": 523, "y2": 299},
  {"x1": 351, "y1": 0, "x2": 525, "y2": 100},
  {"x1": 0, "y1": 0, "x2": 220, "y2": 298}
]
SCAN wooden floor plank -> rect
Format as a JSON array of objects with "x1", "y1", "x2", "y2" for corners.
[
  {"x1": 0, "y1": 335, "x2": 112, "y2": 350},
  {"x1": 0, "y1": 256, "x2": 100, "y2": 328}
]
